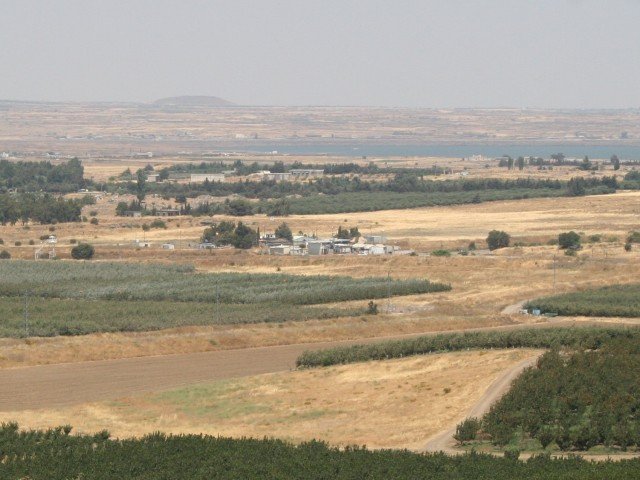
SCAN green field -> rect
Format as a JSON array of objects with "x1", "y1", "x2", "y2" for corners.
[
  {"x1": 0, "y1": 261, "x2": 448, "y2": 337},
  {"x1": 0, "y1": 297, "x2": 361, "y2": 338},
  {"x1": 526, "y1": 284, "x2": 640, "y2": 317},
  {"x1": 3, "y1": 424, "x2": 640, "y2": 479},
  {"x1": 478, "y1": 336, "x2": 640, "y2": 451}
]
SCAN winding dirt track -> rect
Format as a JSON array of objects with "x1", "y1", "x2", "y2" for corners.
[
  {"x1": 422, "y1": 354, "x2": 542, "y2": 453},
  {"x1": 0, "y1": 319, "x2": 628, "y2": 412}
]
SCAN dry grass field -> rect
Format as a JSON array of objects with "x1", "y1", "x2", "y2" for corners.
[
  {"x1": 0, "y1": 348, "x2": 540, "y2": 450},
  {"x1": 1, "y1": 190, "x2": 640, "y2": 369}
]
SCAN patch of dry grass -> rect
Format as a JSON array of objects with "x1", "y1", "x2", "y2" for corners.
[{"x1": 0, "y1": 349, "x2": 541, "y2": 450}]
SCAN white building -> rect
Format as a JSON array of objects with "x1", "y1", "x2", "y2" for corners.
[
  {"x1": 190, "y1": 173, "x2": 226, "y2": 183},
  {"x1": 290, "y1": 169, "x2": 324, "y2": 179}
]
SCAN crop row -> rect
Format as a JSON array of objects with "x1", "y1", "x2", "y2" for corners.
[
  {"x1": 526, "y1": 284, "x2": 640, "y2": 318},
  {"x1": 296, "y1": 327, "x2": 640, "y2": 367},
  {"x1": 0, "y1": 297, "x2": 361, "y2": 338},
  {"x1": 0, "y1": 261, "x2": 449, "y2": 305}
]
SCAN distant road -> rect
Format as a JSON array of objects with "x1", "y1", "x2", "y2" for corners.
[{"x1": 0, "y1": 319, "x2": 632, "y2": 411}]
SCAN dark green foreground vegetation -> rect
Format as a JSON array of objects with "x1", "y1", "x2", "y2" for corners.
[
  {"x1": 0, "y1": 261, "x2": 448, "y2": 337},
  {"x1": 481, "y1": 337, "x2": 640, "y2": 451},
  {"x1": 2, "y1": 424, "x2": 640, "y2": 480},
  {"x1": 296, "y1": 327, "x2": 639, "y2": 367},
  {"x1": 527, "y1": 284, "x2": 640, "y2": 317}
]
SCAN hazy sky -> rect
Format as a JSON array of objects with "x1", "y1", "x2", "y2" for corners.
[{"x1": 2, "y1": 0, "x2": 639, "y2": 107}]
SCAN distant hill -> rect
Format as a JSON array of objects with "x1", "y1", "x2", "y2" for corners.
[{"x1": 153, "y1": 96, "x2": 236, "y2": 107}]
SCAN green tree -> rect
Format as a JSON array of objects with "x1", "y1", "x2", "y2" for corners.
[
  {"x1": 516, "y1": 156, "x2": 525, "y2": 171},
  {"x1": 486, "y1": 230, "x2": 510, "y2": 251},
  {"x1": 454, "y1": 418, "x2": 481, "y2": 444},
  {"x1": 274, "y1": 222, "x2": 293, "y2": 242},
  {"x1": 135, "y1": 169, "x2": 147, "y2": 202},
  {"x1": 232, "y1": 222, "x2": 256, "y2": 249},
  {"x1": 71, "y1": 243, "x2": 95, "y2": 260},
  {"x1": 611, "y1": 155, "x2": 621, "y2": 171},
  {"x1": 558, "y1": 231, "x2": 581, "y2": 250}
]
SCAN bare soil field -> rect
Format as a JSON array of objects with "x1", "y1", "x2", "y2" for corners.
[{"x1": 0, "y1": 349, "x2": 540, "y2": 450}]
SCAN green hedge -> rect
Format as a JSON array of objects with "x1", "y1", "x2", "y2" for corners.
[
  {"x1": 3, "y1": 424, "x2": 640, "y2": 479},
  {"x1": 296, "y1": 327, "x2": 640, "y2": 368}
]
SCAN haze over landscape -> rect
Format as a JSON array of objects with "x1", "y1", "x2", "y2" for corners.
[{"x1": 2, "y1": 0, "x2": 640, "y2": 108}]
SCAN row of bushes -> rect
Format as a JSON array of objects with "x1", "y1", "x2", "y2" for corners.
[
  {"x1": 526, "y1": 283, "x2": 640, "y2": 318},
  {"x1": 0, "y1": 261, "x2": 449, "y2": 306},
  {"x1": 3, "y1": 424, "x2": 640, "y2": 479},
  {"x1": 296, "y1": 327, "x2": 640, "y2": 367}
]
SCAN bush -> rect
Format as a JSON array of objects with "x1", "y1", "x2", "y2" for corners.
[
  {"x1": 454, "y1": 418, "x2": 481, "y2": 444},
  {"x1": 366, "y1": 301, "x2": 378, "y2": 315},
  {"x1": 70, "y1": 239, "x2": 77, "y2": 244},
  {"x1": 0, "y1": 238, "x2": 4, "y2": 245},
  {"x1": 14, "y1": 241, "x2": 21, "y2": 246},
  {"x1": 486, "y1": 230, "x2": 510, "y2": 251},
  {"x1": 89, "y1": 210, "x2": 98, "y2": 217},
  {"x1": 90, "y1": 217, "x2": 99, "y2": 225},
  {"x1": 150, "y1": 219, "x2": 167, "y2": 229},
  {"x1": 558, "y1": 231, "x2": 581, "y2": 250},
  {"x1": 431, "y1": 249, "x2": 451, "y2": 257},
  {"x1": 627, "y1": 231, "x2": 640, "y2": 244},
  {"x1": 28, "y1": 240, "x2": 35, "y2": 245},
  {"x1": 71, "y1": 243, "x2": 95, "y2": 260},
  {"x1": 625, "y1": 242, "x2": 632, "y2": 252},
  {"x1": 503, "y1": 447, "x2": 520, "y2": 460},
  {"x1": 0, "y1": 250, "x2": 11, "y2": 259}
]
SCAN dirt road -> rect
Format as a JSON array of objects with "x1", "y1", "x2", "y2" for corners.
[
  {"x1": 422, "y1": 354, "x2": 541, "y2": 453},
  {"x1": 0, "y1": 319, "x2": 630, "y2": 412}
]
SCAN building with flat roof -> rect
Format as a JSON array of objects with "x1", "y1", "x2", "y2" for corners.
[{"x1": 190, "y1": 173, "x2": 226, "y2": 183}]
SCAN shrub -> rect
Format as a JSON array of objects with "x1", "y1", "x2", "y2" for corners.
[
  {"x1": 366, "y1": 301, "x2": 378, "y2": 315},
  {"x1": 625, "y1": 242, "x2": 632, "y2": 252},
  {"x1": 70, "y1": 239, "x2": 77, "y2": 244},
  {"x1": 486, "y1": 230, "x2": 510, "y2": 251},
  {"x1": 90, "y1": 217, "x2": 99, "y2": 225},
  {"x1": 71, "y1": 243, "x2": 95, "y2": 260},
  {"x1": 454, "y1": 418, "x2": 481, "y2": 444},
  {"x1": 150, "y1": 219, "x2": 167, "y2": 229},
  {"x1": 89, "y1": 210, "x2": 98, "y2": 217},
  {"x1": 28, "y1": 240, "x2": 35, "y2": 245},
  {"x1": 468, "y1": 241, "x2": 476, "y2": 251},
  {"x1": 0, "y1": 250, "x2": 11, "y2": 259},
  {"x1": 431, "y1": 249, "x2": 451, "y2": 257},
  {"x1": 627, "y1": 231, "x2": 640, "y2": 244},
  {"x1": 0, "y1": 238, "x2": 4, "y2": 245},
  {"x1": 503, "y1": 447, "x2": 520, "y2": 460},
  {"x1": 558, "y1": 231, "x2": 581, "y2": 250},
  {"x1": 14, "y1": 241, "x2": 21, "y2": 246}
]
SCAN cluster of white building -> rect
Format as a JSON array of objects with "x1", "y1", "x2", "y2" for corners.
[
  {"x1": 262, "y1": 234, "x2": 413, "y2": 256},
  {"x1": 188, "y1": 169, "x2": 324, "y2": 184}
]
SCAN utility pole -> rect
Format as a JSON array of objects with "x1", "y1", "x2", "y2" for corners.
[
  {"x1": 23, "y1": 291, "x2": 29, "y2": 337},
  {"x1": 387, "y1": 270, "x2": 391, "y2": 313}
]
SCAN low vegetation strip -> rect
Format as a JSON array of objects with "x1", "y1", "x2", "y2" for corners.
[
  {"x1": 476, "y1": 337, "x2": 640, "y2": 451},
  {"x1": 0, "y1": 297, "x2": 361, "y2": 338},
  {"x1": 260, "y1": 186, "x2": 613, "y2": 215},
  {"x1": 3, "y1": 424, "x2": 640, "y2": 479},
  {"x1": 0, "y1": 261, "x2": 449, "y2": 305},
  {"x1": 295, "y1": 327, "x2": 640, "y2": 368},
  {"x1": 526, "y1": 284, "x2": 640, "y2": 317}
]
